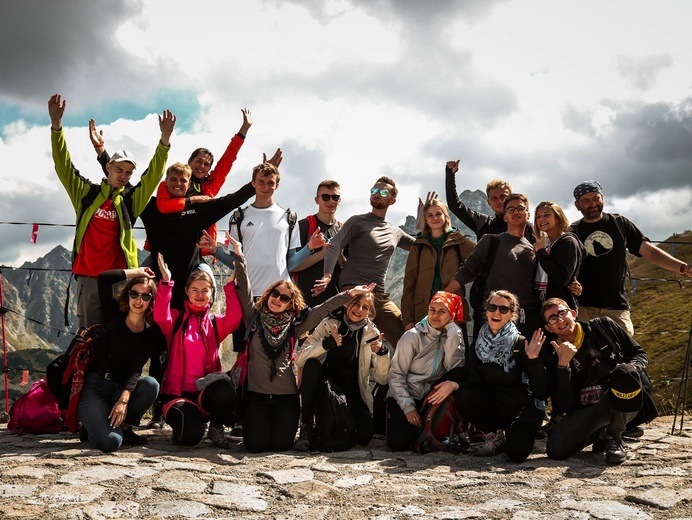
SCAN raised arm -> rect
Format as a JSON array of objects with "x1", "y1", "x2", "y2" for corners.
[
  {"x1": 48, "y1": 94, "x2": 66, "y2": 131},
  {"x1": 639, "y1": 241, "x2": 691, "y2": 277}
]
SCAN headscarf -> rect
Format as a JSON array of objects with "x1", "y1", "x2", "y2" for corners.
[
  {"x1": 573, "y1": 180, "x2": 603, "y2": 200},
  {"x1": 429, "y1": 291, "x2": 464, "y2": 322}
]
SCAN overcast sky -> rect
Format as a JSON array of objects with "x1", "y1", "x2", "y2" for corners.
[{"x1": 1, "y1": 0, "x2": 691, "y2": 266}]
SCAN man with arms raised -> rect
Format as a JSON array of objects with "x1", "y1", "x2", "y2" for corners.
[{"x1": 49, "y1": 94, "x2": 175, "y2": 327}]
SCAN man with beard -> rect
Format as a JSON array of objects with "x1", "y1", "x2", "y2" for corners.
[
  {"x1": 313, "y1": 176, "x2": 414, "y2": 348},
  {"x1": 571, "y1": 180, "x2": 691, "y2": 336}
]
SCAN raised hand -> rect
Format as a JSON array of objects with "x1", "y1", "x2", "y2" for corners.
[
  {"x1": 138, "y1": 267, "x2": 156, "y2": 279},
  {"x1": 197, "y1": 230, "x2": 218, "y2": 255},
  {"x1": 88, "y1": 119, "x2": 104, "y2": 149},
  {"x1": 524, "y1": 329, "x2": 546, "y2": 359},
  {"x1": 239, "y1": 108, "x2": 253, "y2": 136},
  {"x1": 158, "y1": 109, "x2": 177, "y2": 146},
  {"x1": 157, "y1": 253, "x2": 171, "y2": 282},
  {"x1": 226, "y1": 231, "x2": 243, "y2": 256},
  {"x1": 307, "y1": 229, "x2": 327, "y2": 251},
  {"x1": 48, "y1": 94, "x2": 66, "y2": 129},
  {"x1": 369, "y1": 333, "x2": 384, "y2": 353},
  {"x1": 533, "y1": 227, "x2": 547, "y2": 251},
  {"x1": 446, "y1": 160, "x2": 460, "y2": 174},
  {"x1": 311, "y1": 273, "x2": 332, "y2": 296},
  {"x1": 349, "y1": 283, "x2": 376, "y2": 296},
  {"x1": 264, "y1": 148, "x2": 282, "y2": 168}
]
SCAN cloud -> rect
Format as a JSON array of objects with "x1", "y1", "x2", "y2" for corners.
[{"x1": 617, "y1": 53, "x2": 674, "y2": 91}]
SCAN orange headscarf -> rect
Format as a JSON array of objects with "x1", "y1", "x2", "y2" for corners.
[{"x1": 429, "y1": 291, "x2": 464, "y2": 322}]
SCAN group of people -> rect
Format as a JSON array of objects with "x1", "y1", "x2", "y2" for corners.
[{"x1": 48, "y1": 93, "x2": 690, "y2": 464}]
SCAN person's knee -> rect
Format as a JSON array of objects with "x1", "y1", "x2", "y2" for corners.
[
  {"x1": 137, "y1": 376, "x2": 160, "y2": 402},
  {"x1": 505, "y1": 421, "x2": 537, "y2": 463},
  {"x1": 546, "y1": 436, "x2": 571, "y2": 460},
  {"x1": 93, "y1": 432, "x2": 123, "y2": 453}
]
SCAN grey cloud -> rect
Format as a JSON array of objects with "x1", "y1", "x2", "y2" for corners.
[{"x1": 617, "y1": 53, "x2": 673, "y2": 91}]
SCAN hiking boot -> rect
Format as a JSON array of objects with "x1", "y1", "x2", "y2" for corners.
[
  {"x1": 605, "y1": 437, "x2": 627, "y2": 464},
  {"x1": 122, "y1": 427, "x2": 148, "y2": 447},
  {"x1": 230, "y1": 424, "x2": 243, "y2": 439},
  {"x1": 145, "y1": 403, "x2": 165, "y2": 429},
  {"x1": 207, "y1": 426, "x2": 231, "y2": 449},
  {"x1": 447, "y1": 432, "x2": 471, "y2": 454},
  {"x1": 79, "y1": 426, "x2": 89, "y2": 443},
  {"x1": 294, "y1": 423, "x2": 312, "y2": 452},
  {"x1": 623, "y1": 425, "x2": 644, "y2": 439},
  {"x1": 471, "y1": 429, "x2": 505, "y2": 456}
]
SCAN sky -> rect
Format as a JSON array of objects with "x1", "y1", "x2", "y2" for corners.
[{"x1": 1, "y1": 0, "x2": 691, "y2": 266}]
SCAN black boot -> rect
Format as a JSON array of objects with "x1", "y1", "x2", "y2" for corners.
[
  {"x1": 145, "y1": 402, "x2": 165, "y2": 429},
  {"x1": 294, "y1": 422, "x2": 312, "y2": 451},
  {"x1": 122, "y1": 426, "x2": 148, "y2": 447}
]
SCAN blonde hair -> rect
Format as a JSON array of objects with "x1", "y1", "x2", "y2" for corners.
[
  {"x1": 345, "y1": 292, "x2": 376, "y2": 320},
  {"x1": 422, "y1": 199, "x2": 451, "y2": 235}
]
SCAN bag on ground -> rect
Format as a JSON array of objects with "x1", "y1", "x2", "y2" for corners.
[
  {"x1": 312, "y1": 378, "x2": 357, "y2": 452},
  {"x1": 412, "y1": 395, "x2": 464, "y2": 454},
  {"x1": 8, "y1": 379, "x2": 64, "y2": 434}
]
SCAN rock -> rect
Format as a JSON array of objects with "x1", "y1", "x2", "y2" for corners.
[
  {"x1": 260, "y1": 468, "x2": 314, "y2": 484},
  {"x1": 334, "y1": 474, "x2": 372, "y2": 488}
]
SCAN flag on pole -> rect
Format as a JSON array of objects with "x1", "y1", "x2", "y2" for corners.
[{"x1": 30, "y1": 224, "x2": 39, "y2": 243}]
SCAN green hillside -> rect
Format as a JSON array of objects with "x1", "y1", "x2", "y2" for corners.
[{"x1": 628, "y1": 230, "x2": 692, "y2": 413}]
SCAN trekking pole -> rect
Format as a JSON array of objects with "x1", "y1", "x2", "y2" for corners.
[
  {"x1": 671, "y1": 320, "x2": 692, "y2": 435},
  {"x1": 0, "y1": 268, "x2": 9, "y2": 419}
]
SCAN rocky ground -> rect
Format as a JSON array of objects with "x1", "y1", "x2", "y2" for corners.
[{"x1": 1, "y1": 416, "x2": 692, "y2": 519}]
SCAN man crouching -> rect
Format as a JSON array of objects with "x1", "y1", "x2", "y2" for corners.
[{"x1": 542, "y1": 298, "x2": 657, "y2": 464}]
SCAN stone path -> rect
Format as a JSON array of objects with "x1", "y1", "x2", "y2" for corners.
[{"x1": 2, "y1": 416, "x2": 692, "y2": 519}]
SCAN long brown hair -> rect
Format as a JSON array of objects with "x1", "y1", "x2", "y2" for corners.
[
  {"x1": 255, "y1": 280, "x2": 307, "y2": 314},
  {"x1": 117, "y1": 277, "x2": 157, "y2": 323}
]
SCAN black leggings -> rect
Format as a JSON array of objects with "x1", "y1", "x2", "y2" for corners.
[
  {"x1": 243, "y1": 391, "x2": 300, "y2": 453},
  {"x1": 162, "y1": 380, "x2": 237, "y2": 446},
  {"x1": 386, "y1": 396, "x2": 422, "y2": 451},
  {"x1": 300, "y1": 358, "x2": 373, "y2": 446}
]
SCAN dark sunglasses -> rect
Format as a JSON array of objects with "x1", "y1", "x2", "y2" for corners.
[
  {"x1": 128, "y1": 290, "x2": 152, "y2": 302},
  {"x1": 269, "y1": 288, "x2": 292, "y2": 303},
  {"x1": 486, "y1": 304, "x2": 511, "y2": 314},
  {"x1": 320, "y1": 194, "x2": 341, "y2": 202},
  {"x1": 370, "y1": 188, "x2": 389, "y2": 197}
]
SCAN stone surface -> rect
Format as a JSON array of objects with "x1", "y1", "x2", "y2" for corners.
[{"x1": 0, "y1": 416, "x2": 691, "y2": 518}]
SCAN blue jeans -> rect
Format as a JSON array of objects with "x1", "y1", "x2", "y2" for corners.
[{"x1": 78, "y1": 372, "x2": 159, "y2": 452}]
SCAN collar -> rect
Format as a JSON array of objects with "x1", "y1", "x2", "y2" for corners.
[{"x1": 557, "y1": 322, "x2": 585, "y2": 349}]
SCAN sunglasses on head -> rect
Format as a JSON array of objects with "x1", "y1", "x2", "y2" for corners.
[
  {"x1": 370, "y1": 188, "x2": 390, "y2": 197},
  {"x1": 486, "y1": 304, "x2": 511, "y2": 314},
  {"x1": 128, "y1": 290, "x2": 152, "y2": 302},
  {"x1": 269, "y1": 288, "x2": 292, "y2": 303},
  {"x1": 320, "y1": 194, "x2": 341, "y2": 202}
]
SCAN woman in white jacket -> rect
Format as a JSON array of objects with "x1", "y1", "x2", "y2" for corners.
[
  {"x1": 294, "y1": 292, "x2": 390, "y2": 450},
  {"x1": 387, "y1": 291, "x2": 465, "y2": 451}
]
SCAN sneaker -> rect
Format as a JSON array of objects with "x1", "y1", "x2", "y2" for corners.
[
  {"x1": 122, "y1": 427, "x2": 148, "y2": 447},
  {"x1": 605, "y1": 437, "x2": 627, "y2": 464},
  {"x1": 623, "y1": 425, "x2": 644, "y2": 439},
  {"x1": 207, "y1": 426, "x2": 231, "y2": 449},
  {"x1": 230, "y1": 424, "x2": 243, "y2": 439},
  {"x1": 471, "y1": 429, "x2": 505, "y2": 456}
]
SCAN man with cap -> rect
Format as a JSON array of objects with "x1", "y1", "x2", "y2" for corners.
[
  {"x1": 48, "y1": 94, "x2": 176, "y2": 328},
  {"x1": 541, "y1": 297, "x2": 656, "y2": 464},
  {"x1": 571, "y1": 180, "x2": 691, "y2": 336}
]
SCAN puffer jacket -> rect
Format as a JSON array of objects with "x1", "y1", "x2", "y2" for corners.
[
  {"x1": 388, "y1": 318, "x2": 464, "y2": 414},
  {"x1": 295, "y1": 316, "x2": 390, "y2": 414}
]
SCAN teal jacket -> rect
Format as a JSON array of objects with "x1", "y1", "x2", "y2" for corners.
[{"x1": 51, "y1": 128, "x2": 170, "y2": 269}]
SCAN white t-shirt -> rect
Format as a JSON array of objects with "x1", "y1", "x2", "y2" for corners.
[{"x1": 230, "y1": 203, "x2": 301, "y2": 297}]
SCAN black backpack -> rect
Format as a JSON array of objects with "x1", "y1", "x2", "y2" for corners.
[{"x1": 312, "y1": 378, "x2": 357, "y2": 452}]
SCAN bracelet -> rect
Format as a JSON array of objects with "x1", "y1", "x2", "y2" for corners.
[
  {"x1": 346, "y1": 289, "x2": 353, "y2": 298},
  {"x1": 680, "y1": 263, "x2": 689, "y2": 276},
  {"x1": 119, "y1": 399, "x2": 129, "y2": 405},
  {"x1": 94, "y1": 143, "x2": 104, "y2": 148}
]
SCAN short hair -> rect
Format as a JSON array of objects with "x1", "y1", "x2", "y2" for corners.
[
  {"x1": 534, "y1": 201, "x2": 571, "y2": 233},
  {"x1": 345, "y1": 292, "x2": 376, "y2": 320},
  {"x1": 503, "y1": 193, "x2": 529, "y2": 211},
  {"x1": 486, "y1": 180, "x2": 512, "y2": 197},
  {"x1": 485, "y1": 290, "x2": 520, "y2": 323},
  {"x1": 375, "y1": 176, "x2": 398, "y2": 198},
  {"x1": 117, "y1": 276, "x2": 157, "y2": 323},
  {"x1": 252, "y1": 162, "x2": 280, "y2": 182},
  {"x1": 166, "y1": 162, "x2": 192, "y2": 178},
  {"x1": 255, "y1": 280, "x2": 306, "y2": 314},
  {"x1": 541, "y1": 297, "x2": 570, "y2": 323},
  {"x1": 188, "y1": 148, "x2": 214, "y2": 168},
  {"x1": 422, "y1": 199, "x2": 451, "y2": 235},
  {"x1": 185, "y1": 269, "x2": 215, "y2": 292},
  {"x1": 316, "y1": 180, "x2": 340, "y2": 194}
]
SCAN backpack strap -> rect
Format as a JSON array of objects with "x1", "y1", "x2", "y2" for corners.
[
  {"x1": 286, "y1": 208, "x2": 298, "y2": 262},
  {"x1": 229, "y1": 207, "x2": 245, "y2": 245}
]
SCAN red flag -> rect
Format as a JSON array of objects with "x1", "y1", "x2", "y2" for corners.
[
  {"x1": 30, "y1": 224, "x2": 39, "y2": 243},
  {"x1": 20, "y1": 371, "x2": 29, "y2": 387}
]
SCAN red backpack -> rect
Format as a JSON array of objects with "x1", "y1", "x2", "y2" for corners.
[
  {"x1": 8, "y1": 379, "x2": 64, "y2": 435},
  {"x1": 412, "y1": 396, "x2": 464, "y2": 454}
]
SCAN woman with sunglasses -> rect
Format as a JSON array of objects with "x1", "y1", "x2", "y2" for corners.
[
  {"x1": 154, "y1": 253, "x2": 243, "y2": 448},
  {"x1": 294, "y1": 291, "x2": 390, "y2": 451},
  {"x1": 442, "y1": 290, "x2": 548, "y2": 461},
  {"x1": 402, "y1": 197, "x2": 475, "y2": 343},
  {"x1": 77, "y1": 267, "x2": 165, "y2": 452},
  {"x1": 533, "y1": 201, "x2": 585, "y2": 311},
  {"x1": 226, "y1": 233, "x2": 375, "y2": 453}
]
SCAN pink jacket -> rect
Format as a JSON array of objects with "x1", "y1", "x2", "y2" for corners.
[{"x1": 154, "y1": 279, "x2": 242, "y2": 396}]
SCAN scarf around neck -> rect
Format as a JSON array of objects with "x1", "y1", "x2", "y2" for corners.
[
  {"x1": 258, "y1": 307, "x2": 295, "y2": 381},
  {"x1": 475, "y1": 321, "x2": 519, "y2": 373}
]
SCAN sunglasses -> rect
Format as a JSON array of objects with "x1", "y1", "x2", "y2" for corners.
[
  {"x1": 486, "y1": 304, "x2": 511, "y2": 314},
  {"x1": 269, "y1": 288, "x2": 292, "y2": 303},
  {"x1": 370, "y1": 188, "x2": 390, "y2": 197},
  {"x1": 128, "y1": 290, "x2": 152, "y2": 302},
  {"x1": 320, "y1": 194, "x2": 341, "y2": 202}
]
